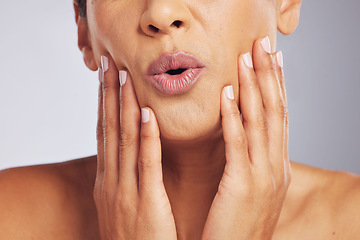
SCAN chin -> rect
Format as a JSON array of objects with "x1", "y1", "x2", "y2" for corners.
[{"x1": 155, "y1": 103, "x2": 222, "y2": 145}]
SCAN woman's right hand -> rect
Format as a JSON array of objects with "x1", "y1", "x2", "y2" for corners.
[{"x1": 93, "y1": 56, "x2": 177, "y2": 240}]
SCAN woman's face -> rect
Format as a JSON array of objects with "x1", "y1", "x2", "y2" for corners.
[{"x1": 85, "y1": 0, "x2": 280, "y2": 143}]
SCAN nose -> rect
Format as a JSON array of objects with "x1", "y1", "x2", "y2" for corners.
[{"x1": 140, "y1": 0, "x2": 192, "y2": 36}]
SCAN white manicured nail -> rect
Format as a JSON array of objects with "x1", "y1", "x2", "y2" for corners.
[
  {"x1": 276, "y1": 51, "x2": 283, "y2": 68},
  {"x1": 141, "y1": 108, "x2": 150, "y2": 123},
  {"x1": 261, "y1": 36, "x2": 271, "y2": 54},
  {"x1": 242, "y1": 52, "x2": 253, "y2": 68},
  {"x1": 101, "y1": 56, "x2": 109, "y2": 72},
  {"x1": 98, "y1": 68, "x2": 103, "y2": 83},
  {"x1": 225, "y1": 85, "x2": 234, "y2": 100},
  {"x1": 119, "y1": 70, "x2": 127, "y2": 86}
]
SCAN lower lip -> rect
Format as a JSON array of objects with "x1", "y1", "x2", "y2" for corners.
[{"x1": 146, "y1": 68, "x2": 205, "y2": 95}]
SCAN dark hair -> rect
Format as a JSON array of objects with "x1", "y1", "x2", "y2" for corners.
[{"x1": 78, "y1": 0, "x2": 86, "y2": 18}]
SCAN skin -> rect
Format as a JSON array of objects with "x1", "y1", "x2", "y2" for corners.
[{"x1": 0, "y1": 0, "x2": 360, "y2": 239}]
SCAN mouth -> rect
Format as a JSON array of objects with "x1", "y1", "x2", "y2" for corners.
[
  {"x1": 146, "y1": 51, "x2": 207, "y2": 95},
  {"x1": 165, "y1": 68, "x2": 188, "y2": 75}
]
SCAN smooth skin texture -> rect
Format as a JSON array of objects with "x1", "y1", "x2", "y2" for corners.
[
  {"x1": 94, "y1": 37, "x2": 289, "y2": 239},
  {"x1": 0, "y1": 0, "x2": 360, "y2": 239}
]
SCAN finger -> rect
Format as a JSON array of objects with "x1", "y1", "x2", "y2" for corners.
[
  {"x1": 272, "y1": 51, "x2": 286, "y2": 107},
  {"x1": 118, "y1": 71, "x2": 141, "y2": 193},
  {"x1": 252, "y1": 37, "x2": 287, "y2": 181},
  {"x1": 220, "y1": 85, "x2": 251, "y2": 176},
  {"x1": 238, "y1": 52, "x2": 270, "y2": 171},
  {"x1": 102, "y1": 55, "x2": 120, "y2": 187},
  {"x1": 96, "y1": 68, "x2": 105, "y2": 178},
  {"x1": 273, "y1": 51, "x2": 291, "y2": 180},
  {"x1": 137, "y1": 107, "x2": 164, "y2": 197}
]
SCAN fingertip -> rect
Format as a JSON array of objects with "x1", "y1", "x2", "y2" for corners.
[
  {"x1": 241, "y1": 52, "x2": 253, "y2": 69},
  {"x1": 101, "y1": 55, "x2": 109, "y2": 72},
  {"x1": 141, "y1": 108, "x2": 150, "y2": 123},
  {"x1": 276, "y1": 51, "x2": 283, "y2": 68},
  {"x1": 119, "y1": 70, "x2": 127, "y2": 87},
  {"x1": 220, "y1": 85, "x2": 241, "y2": 123},
  {"x1": 220, "y1": 85, "x2": 236, "y2": 118},
  {"x1": 141, "y1": 107, "x2": 160, "y2": 136},
  {"x1": 252, "y1": 36, "x2": 274, "y2": 58},
  {"x1": 224, "y1": 85, "x2": 235, "y2": 100},
  {"x1": 260, "y1": 36, "x2": 271, "y2": 54},
  {"x1": 101, "y1": 55, "x2": 120, "y2": 90}
]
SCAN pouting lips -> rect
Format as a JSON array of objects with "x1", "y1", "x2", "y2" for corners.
[
  {"x1": 146, "y1": 51, "x2": 206, "y2": 76},
  {"x1": 145, "y1": 51, "x2": 207, "y2": 95}
]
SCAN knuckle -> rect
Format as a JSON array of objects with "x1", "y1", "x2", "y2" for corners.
[
  {"x1": 219, "y1": 174, "x2": 252, "y2": 199},
  {"x1": 140, "y1": 129, "x2": 159, "y2": 141},
  {"x1": 103, "y1": 120, "x2": 118, "y2": 139},
  {"x1": 138, "y1": 157, "x2": 155, "y2": 173},
  {"x1": 140, "y1": 127, "x2": 160, "y2": 145},
  {"x1": 115, "y1": 189, "x2": 134, "y2": 208},
  {"x1": 102, "y1": 76, "x2": 117, "y2": 90},
  {"x1": 253, "y1": 112, "x2": 268, "y2": 131},
  {"x1": 232, "y1": 134, "x2": 248, "y2": 150},
  {"x1": 227, "y1": 111, "x2": 240, "y2": 121},
  {"x1": 224, "y1": 104, "x2": 241, "y2": 120},
  {"x1": 263, "y1": 60, "x2": 277, "y2": 75},
  {"x1": 119, "y1": 128, "x2": 138, "y2": 148},
  {"x1": 248, "y1": 76, "x2": 260, "y2": 89},
  {"x1": 117, "y1": 185, "x2": 132, "y2": 200},
  {"x1": 270, "y1": 99, "x2": 288, "y2": 117},
  {"x1": 113, "y1": 196, "x2": 135, "y2": 214}
]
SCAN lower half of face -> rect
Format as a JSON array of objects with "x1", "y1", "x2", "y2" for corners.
[{"x1": 88, "y1": 0, "x2": 278, "y2": 143}]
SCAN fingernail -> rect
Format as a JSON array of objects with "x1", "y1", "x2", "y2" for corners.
[
  {"x1": 101, "y1": 56, "x2": 109, "y2": 72},
  {"x1": 98, "y1": 67, "x2": 103, "y2": 83},
  {"x1": 141, "y1": 108, "x2": 150, "y2": 123},
  {"x1": 261, "y1": 36, "x2": 271, "y2": 54},
  {"x1": 276, "y1": 51, "x2": 283, "y2": 68},
  {"x1": 242, "y1": 52, "x2": 253, "y2": 68},
  {"x1": 224, "y1": 85, "x2": 234, "y2": 100},
  {"x1": 119, "y1": 70, "x2": 127, "y2": 87}
]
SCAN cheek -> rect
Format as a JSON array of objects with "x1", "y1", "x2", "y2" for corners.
[
  {"x1": 87, "y1": 1, "x2": 143, "y2": 69},
  {"x1": 202, "y1": 0, "x2": 277, "y2": 53}
]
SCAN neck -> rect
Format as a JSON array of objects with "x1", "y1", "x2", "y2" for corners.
[
  {"x1": 160, "y1": 131, "x2": 226, "y2": 239},
  {"x1": 161, "y1": 131, "x2": 226, "y2": 190}
]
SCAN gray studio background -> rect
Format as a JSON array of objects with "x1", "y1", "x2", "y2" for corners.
[{"x1": 0, "y1": 0, "x2": 359, "y2": 174}]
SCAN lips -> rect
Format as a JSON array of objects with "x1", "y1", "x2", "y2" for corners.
[{"x1": 145, "y1": 51, "x2": 206, "y2": 95}]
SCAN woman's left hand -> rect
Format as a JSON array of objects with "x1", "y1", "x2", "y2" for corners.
[{"x1": 202, "y1": 36, "x2": 291, "y2": 240}]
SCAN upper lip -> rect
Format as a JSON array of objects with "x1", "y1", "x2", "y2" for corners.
[{"x1": 146, "y1": 51, "x2": 206, "y2": 76}]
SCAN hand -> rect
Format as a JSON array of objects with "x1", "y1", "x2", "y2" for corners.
[
  {"x1": 202, "y1": 36, "x2": 291, "y2": 240},
  {"x1": 93, "y1": 56, "x2": 177, "y2": 240}
]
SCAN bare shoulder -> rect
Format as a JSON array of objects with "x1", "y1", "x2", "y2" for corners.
[
  {"x1": 280, "y1": 161, "x2": 360, "y2": 239},
  {"x1": 0, "y1": 156, "x2": 98, "y2": 239},
  {"x1": 322, "y1": 166, "x2": 360, "y2": 237}
]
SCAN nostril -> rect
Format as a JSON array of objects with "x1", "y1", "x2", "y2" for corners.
[
  {"x1": 172, "y1": 20, "x2": 182, "y2": 28},
  {"x1": 149, "y1": 25, "x2": 159, "y2": 33}
]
